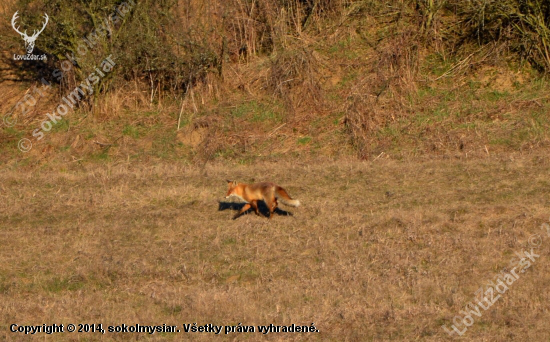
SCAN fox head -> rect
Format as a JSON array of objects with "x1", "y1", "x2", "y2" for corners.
[{"x1": 225, "y1": 180, "x2": 239, "y2": 198}]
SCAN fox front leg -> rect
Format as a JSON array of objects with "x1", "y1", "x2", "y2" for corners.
[{"x1": 233, "y1": 203, "x2": 251, "y2": 220}]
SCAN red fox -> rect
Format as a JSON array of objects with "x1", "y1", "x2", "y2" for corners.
[{"x1": 225, "y1": 180, "x2": 300, "y2": 219}]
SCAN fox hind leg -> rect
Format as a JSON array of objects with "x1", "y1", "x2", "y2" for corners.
[
  {"x1": 250, "y1": 200, "x2": 261, "y2": 216},
  {"x1": 273, "y1": 197, "x2": 278, "y2": 211},
  {"x1": 267, "y1": 196, "x2": 278, "y2": 219}
]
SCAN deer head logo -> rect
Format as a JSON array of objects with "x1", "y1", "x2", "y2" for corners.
[{"x1": 11, "y1": 11, "x2": 49, "y2": 54}]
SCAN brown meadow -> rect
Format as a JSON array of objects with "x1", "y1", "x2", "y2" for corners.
[{"x1": 1, "y1": 153, "x2": 549, "y2": 341}]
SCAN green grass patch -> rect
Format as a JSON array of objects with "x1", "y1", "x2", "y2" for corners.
[
  {"x1": 297, "y1": 136, "x2": 312, "y2": 145},
  {"x1": 51, "y1": 119, "x2": 70, "y2": 133},
  {"x1": 122, "y1": 124, "x2": 141, "y2": 138},
  {"x1": 44, "y1": 276, "x2": 86, "y2": 293},
  {"x1": 230, "y1": 100, "x2": 283, "y2": 123},
  {"x1": 89, "y1": 150, "x2": 110, "y2": 161},
  {"x1": 484, "y1": 90, "x2": 510, "y2": 102}
]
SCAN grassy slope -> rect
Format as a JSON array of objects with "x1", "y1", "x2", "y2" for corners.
[
  {"x1": 1, "y1": 2, "x2": 550, "y2": 164},
  {"x1": 1, "y1": 153, "x2": 549, "y2": 341}
]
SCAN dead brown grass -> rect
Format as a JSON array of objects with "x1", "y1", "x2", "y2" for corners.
[{"x1": 1, "y1": 152, "x2": 549, "y2": 341}]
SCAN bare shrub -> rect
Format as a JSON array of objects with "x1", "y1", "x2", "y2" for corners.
[
  {"x1": 344, "y1": 30, "x2": 420, "y2": 159},
  {"x1": 443, "y1": 0, "x2": 550, "y2": 71},
  {"x1": 267, "y1": 47, "x2": 323, "y2": 116}
]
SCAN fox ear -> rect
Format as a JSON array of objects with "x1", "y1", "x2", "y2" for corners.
[{"x1": 226, "y1": 179, "x2": 233, "y2": 184}]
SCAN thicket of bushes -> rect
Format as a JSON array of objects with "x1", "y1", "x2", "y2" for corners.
[
  {"x1": 6, "y1": 0, "x2": 550, "y2": 158},
  {"x1": 17, "y1": 0, "x2": 547, "y2": 93}
]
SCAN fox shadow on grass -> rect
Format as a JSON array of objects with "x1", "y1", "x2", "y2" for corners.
[{"x1": 218, "y1": 200, "x2": 293, "y2": 219}]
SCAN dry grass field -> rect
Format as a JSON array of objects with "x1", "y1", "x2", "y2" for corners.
[{"x1": 1, "y1": 153, "x2": 549, "y2": 341}]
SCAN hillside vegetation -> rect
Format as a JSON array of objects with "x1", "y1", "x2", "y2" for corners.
[{"x1": 0, "y1": 0, "x2": 549, "y2": 164}]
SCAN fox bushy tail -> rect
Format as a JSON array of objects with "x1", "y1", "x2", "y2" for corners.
[{"x1": 275, "y1": 186, "x2": 300, "y2": 207}]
